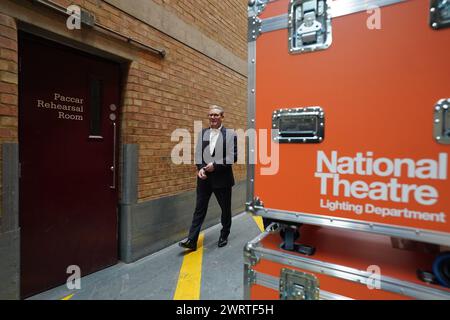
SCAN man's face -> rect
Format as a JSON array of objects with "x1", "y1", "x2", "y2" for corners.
[{"x1": 208, "y1": 109, "x2": 224, "y2": 129}]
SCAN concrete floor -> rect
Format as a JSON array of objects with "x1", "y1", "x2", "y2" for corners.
[{"x1": 29, "y1": 212, "x2": 262, "y2": 300}]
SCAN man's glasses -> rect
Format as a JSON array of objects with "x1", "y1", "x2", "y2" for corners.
[{"x1": 208, "y1": 113, "x2": 222, "y2": 118}]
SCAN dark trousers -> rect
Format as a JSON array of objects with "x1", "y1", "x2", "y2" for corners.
[{"x1": 188, "y1": 183, "x2": 232, "y2": 242}]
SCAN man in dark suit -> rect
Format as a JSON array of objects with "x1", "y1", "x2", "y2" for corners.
[{"x1": 179, "y1": 105, "x2": 237, "y2": 250}]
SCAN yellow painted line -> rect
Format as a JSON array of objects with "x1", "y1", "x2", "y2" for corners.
[
  {"x1": 253, "y1": 215, "x2": 265, "y2": 232},
  {"x1": 173, "y1": 233, "x2": 204, "y2": 300},
  {"x1": 61, "y1": 293, "x2": 74, "y2": 300}
]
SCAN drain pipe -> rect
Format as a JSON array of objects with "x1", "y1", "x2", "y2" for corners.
[{"x1": 30, "y1": 0, "x2": 166, "y2": 58}]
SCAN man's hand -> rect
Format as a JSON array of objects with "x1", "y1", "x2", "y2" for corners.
[
  {"x1": 197, "y1": 168, "x2": 208, "y2": 180},
  {"x1": 204, "y1": 162, "x2": 215, "y2": 173}
]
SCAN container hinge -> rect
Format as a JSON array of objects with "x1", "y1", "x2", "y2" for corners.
[
  {"x1": 246, "y1": 197, "x2": 265, "y2": 213},
  {"x1": 248, "y1": 0, "x2": 269, "y2": 17},
  {"x1": 289, "y1": 0, "x2": 332, "y2": 54},
  {"x1": 434, "y1": 98, "x2": 450, "y2": 144},
  {"x1": 248, "y1": 16, "x2": 262, "y2": 41},
  {"x1": 247, "y1": 268, "x2": 257, "y2": 286},
  {"x1": 244, "y1": 244, "x2": 260, "y2": 266},
  {"x1": 279, "y1": 268, "x2": 320, "y2": 300},
  {"x1": 430, "y1": 0, "x2": 450, "y2": 30}
]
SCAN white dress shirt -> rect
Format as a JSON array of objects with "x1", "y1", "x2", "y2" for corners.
[{"x1": 209, "y1": 126, "x2": 222, "y2": 156}]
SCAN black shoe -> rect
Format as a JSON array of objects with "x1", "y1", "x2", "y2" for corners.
[
  {"x1": 218, "y1": 237, "x2": 228, "y2": 248},
  {"x1": 179, "y1": 239, "x2": 197, "y2": 250}
]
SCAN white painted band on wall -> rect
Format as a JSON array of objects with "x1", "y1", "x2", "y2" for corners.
[{"x1": 103, "y1": 0, "x2": 247, "y2": 76}]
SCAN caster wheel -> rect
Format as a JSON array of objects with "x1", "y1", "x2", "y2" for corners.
[
  {"x1": 280, "y1": 228, "x2": 300, "y2": 242},
  {"x1": 433, "y1": 252, "x2": 450, "y2": 288}
]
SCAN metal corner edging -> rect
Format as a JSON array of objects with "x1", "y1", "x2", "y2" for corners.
[{"x1": 246, "y1": 24, "x2": 257, "y2": 207}]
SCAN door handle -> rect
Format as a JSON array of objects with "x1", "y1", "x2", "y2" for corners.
[{"x1": 110, "y1": 122, "x2": 116, "y2": 189}]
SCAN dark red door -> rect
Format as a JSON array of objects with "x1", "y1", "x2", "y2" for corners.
[{"x1": 19, "y1": 32, "x2": 120, "y2": 298}]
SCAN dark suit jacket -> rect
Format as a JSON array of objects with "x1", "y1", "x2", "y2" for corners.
[{"x1": 195, "y1": 127, "x2": 237, "y2": 189}]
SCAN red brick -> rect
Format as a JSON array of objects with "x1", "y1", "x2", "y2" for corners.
[
  {"x1": 0, "y1": 14, "x2": 16, "y2": 29},
  {"x1": 0, "y1": 104, "x2": 17, "y2": 116},
  {"x1": 0, "y1": 49, "x2": 17, "y2": 62},
  {"x1": 0, "y1": 94, "x2": 17, "y2": 105},
  {"x1": 0, "y1": 26, "x2": 17, "y2": 41},
  {"x1": 0, "y1": 36, "x2": 17, "y2": 51},
  {"x1": 0, "y1": 82, "x2": 17, "y2": 94}
]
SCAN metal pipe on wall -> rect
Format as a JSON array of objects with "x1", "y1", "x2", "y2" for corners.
[{"x1": 30, "y1": 0, "x2": 166, "y2": 57}]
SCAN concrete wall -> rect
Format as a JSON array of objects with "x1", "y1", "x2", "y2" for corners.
[{"x1": 0, "y1": 143, "x2": 19, "y2": 299}]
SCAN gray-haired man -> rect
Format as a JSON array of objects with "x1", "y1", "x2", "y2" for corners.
[{"x1": 179, "y1": 105, "x2": 237, "y2": 250}]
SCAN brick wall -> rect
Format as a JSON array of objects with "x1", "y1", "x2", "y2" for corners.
[
  {"x1": 0, "y1": 0, "x2": 248, "y2": 297},
  {"x1": 0, "y1": 13, "x2": 18, "y2": 221},
  {"x1": 50, "y1": 0, "x2": 248, "y2": 202},
  {"x1": 0, "y1": 0, "x2": 247, "y2": 206}
]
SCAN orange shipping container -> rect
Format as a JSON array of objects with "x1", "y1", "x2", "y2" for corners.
[
  {"x1": 244, "y1": 223, "x2": 450, "y2": 299},
  {"x1": 245, "y1": 0, "x2": 450, "y2": 297},
  {"x1": 246, "y1": 0, "x2": 450, "y2": 247}
]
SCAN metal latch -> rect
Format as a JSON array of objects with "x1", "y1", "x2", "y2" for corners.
[
  {"x1": 280, "y1": 268, "x2": 319, "y2": 300},
  {"x1": 272, "y1": 107, "x2": 325, "y2": 143},
  {"x1": 434, "y1": 98, "x2": 450, "y2": 144},
  {"x1": 289, "y1": 0, "x2": 332, "y2": 54},
  {"x1": 246, "y1": 197, "x2": 265, "y2": 213},
  {"x1": 430, "y1": 0, "x2": 450, "y2": 29}
]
